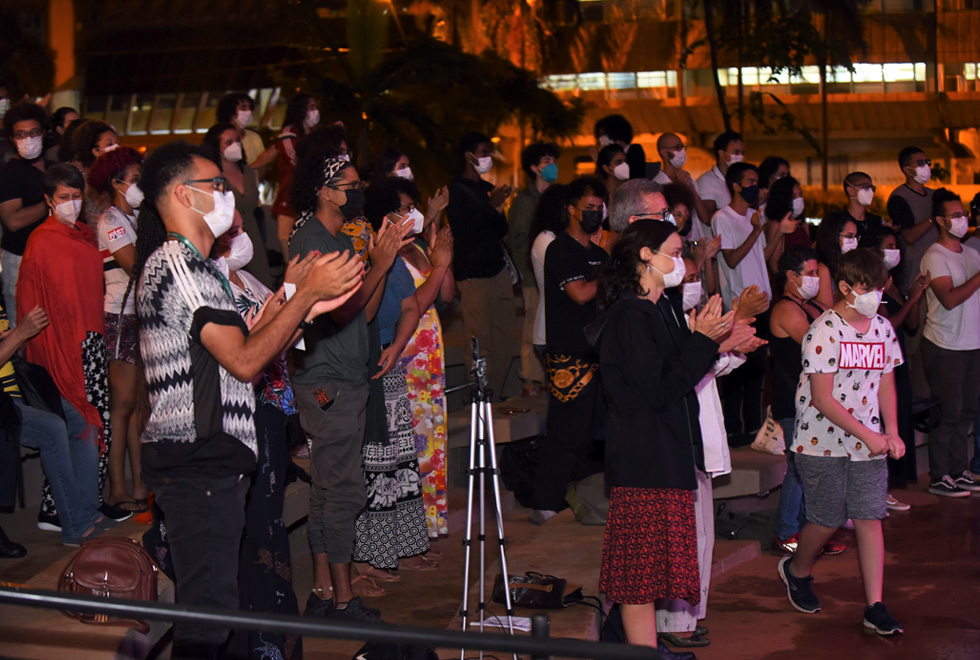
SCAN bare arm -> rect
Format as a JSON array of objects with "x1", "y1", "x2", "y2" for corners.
[
  {"x1": 0, "y1": 307, "x2": 48, "y2": 365},
  {"x1": 929, "y1": 270, "x2": 980, "y2": 311},
  {"x1": 373, "y1": 293, "x2": 421, "y2": 380},
  {"x1": 0, "y1": 198, "x2": 47, "y2": 232},
  {"x1": 249, "y1": 144, "x2": 278, "y2": 170},
  {"x1": 722, "y1": 222, "x2": 763, "y2": 269},
  {"x1": 112, "y1": 244, "x2": 136, "y2": 277},
  {"x1": 763, "y1": 222, "x2": 783, "y2": 271},
  {"x1": 899, "y1": 218, "x2": 934, "y2": 246},
  {"x1": 878, "y1": 371, "x2": 905, "y2": 459},
  {"x1": 815, "y1": 263, "x2": 835, "y2": 310},
  {"x1": 563, "y1": 279, "x2": 598, "y2": 305}
]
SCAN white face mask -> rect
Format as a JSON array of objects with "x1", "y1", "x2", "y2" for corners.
[
  {"x1": 882, "y1": 248, "x2": 901, "y2": 270},
  {"x1": 612, "y1": 162, "x2": 630, "y2": 181},
  {"x1": 406, "y1": 208, "x2": 425, "y2": 235},
  {"x1": 16, "y1": 136, "x2": 43, "y2": 160},
  {"x1": 726, "y1": 152, "x2": 744, "y2": 165},
  {"x1": 474, "y1": 155, "x2": 493, "y2": 175},
  {"x1": 223, "y1": 141, "x2": 243, "y2": 162},
  {"x1": 948, "y1": 215, "x2": 969, "y2": 239},
  {"x1": 846, "y1": 288, "x2": 883, "y2": 319},
  {"x1": 100, "y1": 143, "x2": 119, "y2": 154},
  {"x1": 394, "y1": 166, "x2": 414, "y2": 181},
  {"x1": 121, "y1": 181, "x2": 144, "y2": 208},
  {"x1": 682, "y1": 281, "x2": 702, "y2": 311},
  {"x1": 54, "y1": 199, "x2": 82, "y2": 225},
  {"x1": 213, "y1": 255, "x2": 230, "y2": 279},
  {"x1": 798, "y1": 274, "x2": 820, "y2": 301},
  {"x1": 912, "y1": 164, "x2": 931, "y2": 185},
  {"x1": 189, "y1": 187, "x2": 236, "y2": 239},
  {"x1": 857, "y1": 187, "x2": 874, "y2": 207},
  {"x1": 792, "y1": 197, "x2": 805, "y2": 218},
  {"x1": 0, "y1": 98, "x2": 9, "y2": 118},
  {"x1": 840, "y1": 237, "x2": 858, "y2": 254},
  {"x1": 225, "y1": 232, "x2": 254, "y2": 271},
  {"x1": 668, "y1": 148, "x2": 687, "y2": 169},
  {"x1": 305, "y1": 109, "x2": 320, "y2": 128},
  {"x1": 598, "y1": 135, "x2": 612, "y2": 147},
  {"x1": 652, "y1": 253, "x2": 686, "y2": 289},
  {"x1": 234, "y1": 109, "x2": 252, "y2": 128}
]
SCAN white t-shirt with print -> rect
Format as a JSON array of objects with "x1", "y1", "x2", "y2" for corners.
[
  {"x1": 712, "y1": 205, "x2": 772, "y2": 310},
  {"x1": 98, "y1": 205, "x2": 138, "y2": 314},
  {"x1": 920, "y1": 241, "x2": 980, "y2": 351},
  {"x1": 793, "y1": 310, "x2": 904, "y2": 462}
]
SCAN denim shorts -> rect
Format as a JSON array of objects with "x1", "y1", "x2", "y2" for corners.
[{"x1": 795, "y1": 454, "x2": 887, "y2": 528}]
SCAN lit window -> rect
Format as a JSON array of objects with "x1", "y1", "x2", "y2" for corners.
[
  {"x1": 883, "y1": 63, "x2": 915, "y2": 82},
  {"x1": 966, "y1": 63, "x2": 978, "y2": 81},
  {"x1": 608, "y1": 72, "x2": 637, "y2": 89},
  {"x1": 578, "y1": 73, "x2": 606, "y2": 90}
]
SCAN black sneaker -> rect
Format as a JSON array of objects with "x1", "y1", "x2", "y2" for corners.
[
  {"x1": 37, "y1": 511, "x2": 61, "y2": 532},
  {"x1": 303, "y1": 591, "x2": 334, "y2": 618},
  {"x1": 778, "y1": 556, "x2": 821, "y2": 613},
  {"x1": 99, "y1": 503, "x2": 135, "y2": 522},
  {"x1": 951, "y1": 471, "x2": 980, "y2": 493},
  {"x1": 330, "y1": 597, "x2": 382, "y2": 623},
  {"x1": 863, "y1": 602, "x2": 903, "y2": 635},
  {"x1": 928, "y1": 475, "x2": 971, "y2": 498},
  {"x1": 655, "y1": 643, "x2": 696, "y2": 660}
]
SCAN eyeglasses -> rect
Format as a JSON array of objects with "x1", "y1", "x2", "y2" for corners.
[
  {"x1": 634, "y1": 209, "x2": 671, "y2": 221},
  {"x1": 941, "y1": 212, "x2": 970, "y2": 220},
  {"x1": 13, "y1": 128, "x2": 43, "y2": 140},
  {"x1": 846, "y1": 181, "x2": 876, "y2": 192},
  {"x1": 396, "y1": 202, "x2": 418, "y2": 215},
  {"x1": 329, "y1": 180, "x2": 364, "y2": 191},
  {"x1": 184, "y1": 177, "x2": 230, "y2": 193},
  {"x1": 907, "y1": 158, "x2": 932, "y2": 168}
]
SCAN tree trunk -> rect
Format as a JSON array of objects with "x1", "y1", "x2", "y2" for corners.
[
  {"x1": 704, "y1": 0, "x2": 732, "y2": 132},
  {"x1": 736, "y1": 0, "x2": 744, "y2": 133}
]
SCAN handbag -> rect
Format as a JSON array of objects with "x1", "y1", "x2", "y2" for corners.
[
  {"x1": 58, "y1": 537, "x2": 159, "y2": 633},
  {"x1": 491, "y1": 571, "x2": 568, "y2": 609},
  {"x1": 751, "y1": 406, "x2": 785, "y2": 455},
  {"x1": 11, "y1": 354, "x2": 65, "y2": 419}
]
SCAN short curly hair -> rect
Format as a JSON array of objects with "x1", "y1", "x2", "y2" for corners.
[
  {"x1": 4, "y1": 101, "x2": 46, "y2": 138},
  {"x1": 72, "y1": 119, "x2": 116, "y2": 167},
  {"x1": 88, "y1": 146, "x2": 142, "y2": 194}
]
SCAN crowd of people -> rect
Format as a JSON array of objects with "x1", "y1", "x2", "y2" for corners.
[{"x1": 0, "y1": 95, "x2": 978, "y2": 660}]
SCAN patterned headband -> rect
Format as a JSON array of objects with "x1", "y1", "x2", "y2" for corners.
[{"x1": 322, "y1": 156, "x2": 349, "y2": 183}]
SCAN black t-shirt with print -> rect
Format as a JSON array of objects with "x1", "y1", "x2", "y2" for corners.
[{"x1": 544, "y1": 232, "x2": 608, "y2": 358}]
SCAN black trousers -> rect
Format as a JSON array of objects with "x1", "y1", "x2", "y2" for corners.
[
  {"x1": 721, "y1": 310, "x2": 769, "y2": 438},
  {"x1": 533, "y1": 368, "x2": 604, "y2": 512}
]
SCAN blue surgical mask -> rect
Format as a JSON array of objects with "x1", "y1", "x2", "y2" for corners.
[{"x1": 540, "y1": 162, "x2": 558, "y2": 183}]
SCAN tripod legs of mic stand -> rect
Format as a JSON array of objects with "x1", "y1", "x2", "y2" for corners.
[{"x1": 460, "y1": 389, "x2": 517, "y2": 660}]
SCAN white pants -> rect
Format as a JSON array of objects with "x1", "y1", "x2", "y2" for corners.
[{"x1": 655, "y1": 470, "x2": 714, "y2": 632}]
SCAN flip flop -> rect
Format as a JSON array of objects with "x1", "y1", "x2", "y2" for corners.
[
  {"x1": 356, "y1": 567, "x2": 402, "y2": 582},
  {"x1": 398, "y1": 555, "x2": 439, "y2": 571},
  {"x1": 351, "y1": 574, "x2": 386, "y2": 598},
  {"x1": 110, "y1": 500, "x2": 148, "y2": 513}
]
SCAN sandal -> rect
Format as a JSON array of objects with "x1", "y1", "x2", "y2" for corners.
[
  {"x1": 657, "y1": 631, "x2": 710, "y2": 648},
  {"x1": 351, "y1": 574, "x2": 386, "y2": 598},
  {"x1": 355, "y1": 565, "x2": 402, "y2": 582},
  {"x1": 399, "y1": 555, "x2": 439, "y2": 570}
]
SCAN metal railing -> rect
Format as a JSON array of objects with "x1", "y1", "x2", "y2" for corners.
[{"x1": 0, "y1": 586, "x2": 661, "y2": 660}]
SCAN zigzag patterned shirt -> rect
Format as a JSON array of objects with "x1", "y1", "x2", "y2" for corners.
[{"x1": 137, "y1": 239, "x2": 257, "y2": 477}]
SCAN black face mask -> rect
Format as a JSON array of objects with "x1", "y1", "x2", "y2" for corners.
[
  {"x1": 339, "y1": 187, "x2": 366, "y2": 220},
  {"x1": 740, "y1": 184, "x2": 760, "y2": 206},
  {"x1": 580, "y1": 209, "x2": 603, "y2": 234}
]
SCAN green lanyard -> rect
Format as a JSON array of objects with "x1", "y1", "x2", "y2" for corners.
[{"x1": 166, "y1": 232, "x2": 234, "y2": 300}]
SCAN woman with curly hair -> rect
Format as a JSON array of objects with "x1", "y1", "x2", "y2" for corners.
[
  {"x1": 591, "y1": 220, "x2": 735, "y2": 659},
  {"x1": 89, "y1": 146, "x2": 147, "y2": 513},
  {"x1": 273, "y1": 93, "x2": 321, "y2": 259}
]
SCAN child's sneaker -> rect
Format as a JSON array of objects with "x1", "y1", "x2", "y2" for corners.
[
  {"x1": 778, "y1": 556, "x2": 821, "y2": 613},
  {"x1": 863, "y1": 601, "x2": 903, "y2": 635}
]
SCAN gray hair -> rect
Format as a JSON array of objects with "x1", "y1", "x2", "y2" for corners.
[{"x1": 608, "y1": 178, "x2": 664, "y2": 233}]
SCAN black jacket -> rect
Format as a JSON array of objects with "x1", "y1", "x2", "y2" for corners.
[
  {"x1": 589, "y1": 292, "x2": 719, "y2": 490},
  {"x1": 446, "y1": 177, "x2": 507, "y2": 281}
]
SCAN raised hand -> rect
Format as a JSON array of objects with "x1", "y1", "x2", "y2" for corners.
[
  {"x1": 489, "y1": 184, "x2": 514, "y2": 210},
  {"x1": 717, "y1": 321, "x2": 757, "y2": 354},
  {"x1": 695, "y1": 307, "x2": 735, "y2": 342},
  {"x1": 908, "y1": 270, "x2": 931, "y2": 303},
  {"x1": 284, "y1": 251, "x2": 320, "y2": 289},
  {"x1": 733, "y1": 285, "x2": 769, "y2": 323},
  {"x1": 369, "y1": 216, "x2": 412, "y2": 272},
  {"x1": 302, "y1": 250, "x2": 365, "y2": 302},
  {"x1": 427, "y1": 186, "x2": 449, "y2": 220},
  {"x1": 750, "y1": 210, "x2": 763, "y2": 232},
  {"x1": 428, "y1": 226, "x2": 454, "y2": 269}
]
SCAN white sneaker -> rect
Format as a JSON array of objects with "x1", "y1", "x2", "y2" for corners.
[{"x1": 885, "y1": 493, "x2": 911, "y2": 511}]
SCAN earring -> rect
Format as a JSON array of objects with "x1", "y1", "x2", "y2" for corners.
[{"x1": 646, "y1": 263, "x2": 654, "y2": 274}]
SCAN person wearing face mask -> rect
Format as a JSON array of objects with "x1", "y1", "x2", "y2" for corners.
[
  {"x1": 768, "y1": 247, "x2": 843, "y2": 557},
  {"x1": 595, "y1": 143, "x2": 629, "y2": 198},
  {"x1": 446, "y1": 131, "x2": 517, "y2": 399},
  {"x1": 17, "y1": 163, "x2": 123, "y2": 537},
  {"x1": 859, "y1": 226, "x2": 930, "y2": 511},
  {"x1": 0, "y1": 102, "x2": 51, "y2": 326},
  {"x1": 72, "y1": 119, "x2": 118, "y2": 173},
  {"x1": 272, "y1": 93, "x2": 320, "y2": 260},
  {"x1": 134, "y1": 142, "x2": 364, "y2": 657},
  {"x1": 288, "y1": 154, "x2": 410, "y2": 623},
  {"x1": 594, "y1": 114, "x2": 645, "y2": 180},
  {"x1": 509, "y1": 142, "x2": 560, "y2": 397},
  {"x1": 813, "y1": 215, "x2": 858, "y2": 310},
  {"x1": 779, "y1": 248, "x2": 905, "y2": 637},
  {"x1": 529, "y1": 177, "x2": 609, "y2": 526},
  {"x1": 887, "y1": 146, "x2": 936, "y2": 293},
  {"x1": 587, "y1": 220, "x2": 737, "y2": 660},
  {"x1": 210, "y1": 210, "x2": 306, "y2": 659},
  {"x1": 762, "y1": 176, "x2": 803, "y2": 276},
  {"x1": 655, "y1": 253, "x2": 763, "y2": 652},
  {"x1": 918, "y1": 189, "x2": 980, "y2": 498},
  {"x1": 202, "y1": 122, "x2": 273, "y2": 288},
  {"x1": 89, "y1": 147, "x2": 149, "y2": 516},
  {"x1": 371, "y1": 146, "x2": 451, "y2": 232},
  {"x1": 823, "y1": 171, "x2": 887, "y2": 242},
  {"x1": 215, "y1": 92, "x2": 277, "y2": 171},
  {"x1": 697, "y1": 130, "x2": 744, "y2": 221},
  {"x1": 713, "y1": 162, "x2": 772, "y2": 445},
  {"x1": 654, "y1": 133, "x2": 712, "y2": 240},
  {"x1": 43, "y1": 106, "x2": 80, "y2": 162}
]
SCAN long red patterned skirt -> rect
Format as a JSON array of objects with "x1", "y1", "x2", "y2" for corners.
[{"x1": 599, "y1": 486, "x2": 700, "y2": 605}]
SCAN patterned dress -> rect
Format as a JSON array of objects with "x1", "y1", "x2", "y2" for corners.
[{"x1": 400, "y1": 249, "x2": 449, "y2": 537}]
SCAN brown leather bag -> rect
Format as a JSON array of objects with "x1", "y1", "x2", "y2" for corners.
[{"x1": 58, "y1": 536, "x2": 159, "y2": 633}]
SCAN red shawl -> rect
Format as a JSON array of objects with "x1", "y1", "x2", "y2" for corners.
[{"x1": 17, "y1": 215, "x2": 106, "y2": 442}]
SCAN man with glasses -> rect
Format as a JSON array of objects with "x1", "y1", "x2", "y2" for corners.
[
  {"x1": 530, "y1": 176, "x2": 609, "y2": 525},
  {"x1": 608, "y1": 178, "x2": 672, "y2": 235},
  {"x1": 0, "y1": 102, "x2": 50, "y2": 326},
  {"x1": 919, "y1": 188, "x2": 980, "y2": 498},
  {"x1": 827, "y1": 172, "x2": 887, "y2": 240},
  {"x1": 888, "y1": 147, "x2": 936, "y2": 293}
]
